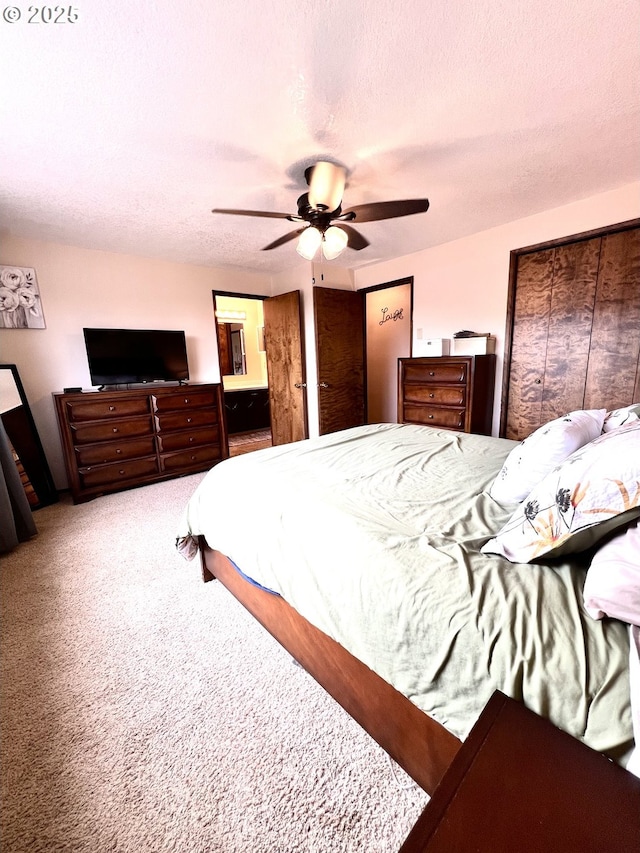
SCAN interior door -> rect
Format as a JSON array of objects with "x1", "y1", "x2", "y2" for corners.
[
  {"x1": 263, "y1": 290, "x2": 308, "y2": 445},
  {"x1": 313, "y1": 286, "x2": 365, "y2": 435}
]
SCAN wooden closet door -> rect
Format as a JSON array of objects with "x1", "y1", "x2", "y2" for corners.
[
  {"x1": 584, "y1": 228, "x2": 640, "y2": 408},
  {"x1": 505, "y1": 238, "x2": 600, "y2": 440},
  {"x1": 503, "y1": 222, "x2": 640, "y2": 441}
]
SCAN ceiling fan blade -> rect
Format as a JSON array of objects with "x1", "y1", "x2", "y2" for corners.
[
  {"x1": 212, "y1": 208, "x2": 293, "y2": 219},
  {"x1": 339, "y1": 224, "x2": 370, "y2": 251},
  {"x1": 261, "y1": 229, "x2": 305, "y2": 251},
  {"x1": 341, "y1": 198, "x2": 430, "y2": 223},
  {"x1": 306, "y1": 162, "x2": 346, "y2": 212}
]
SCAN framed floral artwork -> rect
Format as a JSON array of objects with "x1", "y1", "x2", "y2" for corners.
[{"x1": 0, "y1": 266, "x2": 46, "y2": 329}]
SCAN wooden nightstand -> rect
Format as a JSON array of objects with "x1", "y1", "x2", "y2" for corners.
[{"x1": 400, "y1": 691, "x2": 640, "y2": 853}]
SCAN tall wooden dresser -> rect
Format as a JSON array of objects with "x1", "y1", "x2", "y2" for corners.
[
  {"x1": 54, "y1": 384, "x2": 227, "y2": 503},
  {"x1": 398, "y1": 356, "x2": 496, "y2": 435}
]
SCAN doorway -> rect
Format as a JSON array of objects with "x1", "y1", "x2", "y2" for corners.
[
  {"x1": 212, "y1": 289, "x2": 309, "y2": 453},
  {"x1": 363, "y1": 278, "x2": 413, "y2": 424},
  {"x1": 213, "y1": 292, "x2": 272, "y2": 456}
]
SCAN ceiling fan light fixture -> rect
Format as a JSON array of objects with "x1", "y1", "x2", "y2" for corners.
[
  {"x1": 307, "y1": 161, "x2": 346, "y2": 212},
  {"x1": 322, "y1": 225, "x2": 348, "y2": 260},
  {"x1": 296, "y1": 225, "x2": 322, "y2": 260}
]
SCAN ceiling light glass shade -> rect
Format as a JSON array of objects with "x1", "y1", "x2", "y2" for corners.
[
  {"x1": 296, "y1": 226, "x2": 322, "y2": 260},
  {"x1": 307, "y1": 162, "x2": 346, "y2": 212},
  {"x1": 322, "y1": 226, "x2": 349, "y2": 260}
]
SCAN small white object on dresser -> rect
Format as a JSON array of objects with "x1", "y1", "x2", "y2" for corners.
[{"x1": 414, "y1": 338, "x2": 450, "y2": 357}]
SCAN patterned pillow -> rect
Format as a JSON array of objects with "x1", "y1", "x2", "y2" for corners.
[
  {"x1": 482, "y1": 420, "x2": 640, "y2": 563},
  {"x1": 489, "y1": 409, "x2": 606, "y2": 505},
  {"x1": 603, "y1": 403, "x2": 640, "y2": 433}
]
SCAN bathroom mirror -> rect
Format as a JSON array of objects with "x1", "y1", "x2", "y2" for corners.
[
  {"x1": 0, "y1": 364, "x2": 58, "y2": 508},
  {"x1": 218, "y1": 322, "x2": 247, "y2": 376}
]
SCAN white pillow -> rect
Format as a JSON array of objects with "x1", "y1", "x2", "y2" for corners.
[
  {"x1": 603, "y1": 403, "x2": 640, "y2": 433},
  {"x1": 489, "y1": 409, "x2": 607, "y2": 505},
  {"x1": 583, "y1": 519, "x2": 640, "y2": 626},
  {"x1": 482, "y1": 420, "x2": 640, "y2": 563}
]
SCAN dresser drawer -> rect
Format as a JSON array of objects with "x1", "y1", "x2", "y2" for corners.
[
  {"x1": 403, "y1": 385, "x2": 466, "y2": 407},
  {"x1": 74, "y1": 436, "x2": 157, "y2": 466},
  {"x1": 70, "y1": 416, "x2": 154, "y2": 445},
  {"x1": 156, "y1": 425, "x2": 219, "y2": 452},
  {"x1": 79, "y1": 456, "x2": 159, "y2": 489},
  {"x1": 403, "y1": 362, "x2": 468, "y2": 384},
  {"x1": 403, "y1": 404, "x2": 466, "y2": 431},
  {"x1": 159, "y1": 444, "x2": 222, "y2": 472},
  {"x1": 64, "y1": 397, "x2": 151, "y2": 422},
  {"x1": 155, "y1": 408, "x2": 219, "y2": 432},
  {"x1": 152, "y1": 390, "x2": 218, "y2": 413}
]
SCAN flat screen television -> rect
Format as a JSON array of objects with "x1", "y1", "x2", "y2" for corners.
[{"x1": 83, "y1": 328, "x2": 189, "y2": 387}]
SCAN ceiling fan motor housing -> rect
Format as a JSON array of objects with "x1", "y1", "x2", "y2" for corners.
[{"x1": 294, "y1": 193, "x2": 344, "y2": 229}]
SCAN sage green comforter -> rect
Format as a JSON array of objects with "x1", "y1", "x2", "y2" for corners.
[{"x1": 177, "y1": 423, "x2": 633, "y2": 763}]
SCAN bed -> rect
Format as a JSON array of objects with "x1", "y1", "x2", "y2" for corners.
[{"x1": 176, "y1": 411, "x2": 640, "y2": 795}]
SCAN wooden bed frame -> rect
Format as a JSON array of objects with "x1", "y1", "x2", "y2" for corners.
[{"x1": 199, "y1": 539, "x2": 461, "y2": 795}]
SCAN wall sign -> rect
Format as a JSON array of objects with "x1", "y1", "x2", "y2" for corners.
[{"x1": 379, "y1": 306, "x2": 404, "y2": 326}]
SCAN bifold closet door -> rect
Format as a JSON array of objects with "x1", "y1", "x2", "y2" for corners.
[
  {"x1": 583, "y1": 228, "x2": 640, "y2": 409},
  {"x1": 504, "y1": 224, "x2": 640, "y2": 441}
]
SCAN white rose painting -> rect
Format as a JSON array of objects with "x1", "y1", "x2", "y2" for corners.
[{"x1": 0, "y1": 266, "x2": 46, "y2": 329}]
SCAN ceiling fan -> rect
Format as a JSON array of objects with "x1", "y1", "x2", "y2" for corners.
[{"x1": 212, "y1": 161, "x2": 430, "y2": 261}]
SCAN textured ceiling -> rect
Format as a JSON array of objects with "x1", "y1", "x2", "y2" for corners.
[{"x1": 1, "y1": 0, "x2": 639, "y2": 276}]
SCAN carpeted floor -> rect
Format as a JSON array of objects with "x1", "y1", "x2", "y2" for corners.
[{"x1": 1, "y1": 473, "x2": 428, "y2": 852}]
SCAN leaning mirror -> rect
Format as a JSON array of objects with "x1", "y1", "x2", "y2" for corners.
[{"x1": 0, "y1": 364, "x2": 58, "y2": 508}]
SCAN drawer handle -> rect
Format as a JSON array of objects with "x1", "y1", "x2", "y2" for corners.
[
  {"x1": 189, "y1": 436, "x2": 194, "y2": 443},
  {"x1": 429, "y1": 393, "x2": 434, "y2": 398},
  {"x1": 116, "y1": 449, "x2": 122, "y2": 454},
  {"x1": 109, "y1": 405, "x2": 116, "y2": 412},
  {"x1": 429, "y1": 371, "x2": 435, "y2": 376},
  {"x1": 428, "y1": 414, "x2": 434, "y2": 419},
  {"x1": 184, "y1": 397, "x2": 190, "y2": 404},
  {"x1": 191, "y1": 454, "x2": 197, "y2": 460},
  {"x1": 112, "y1": 427, "x2": 119, "y2": 433},
  {"x1": 186, "y1": 417, "x2": 192, "y2": 423},
  {"x1": 119, "y1": 469, "x2": 125, "y2": 475}
]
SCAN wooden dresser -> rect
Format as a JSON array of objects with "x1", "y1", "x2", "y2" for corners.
[
  {"x1": 54, "y1": 384, "x2": 227, "y2": 503},
  {"x1": 398, "y1": 355, "x2": 496, "y2": 435}
]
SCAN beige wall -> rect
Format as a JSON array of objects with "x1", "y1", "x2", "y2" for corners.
[
  {"x1": 0, "y1": 234, "x2": 270, "y2": 486},
  {"x1": 355, "y1": 182, "x2": 640, "y2": 434}
]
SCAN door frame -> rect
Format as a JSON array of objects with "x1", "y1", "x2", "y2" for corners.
[
  {"x1": 212, "y1": 290, "x2": 269, "y2": 432},
  {"x1": 360, "y1": 276, "x2": 414, "y2": 422}
]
